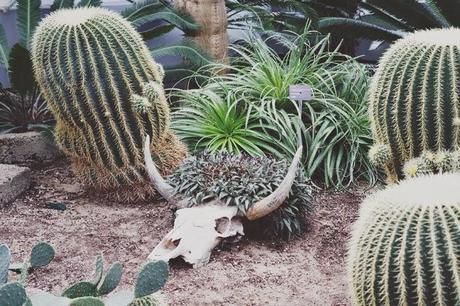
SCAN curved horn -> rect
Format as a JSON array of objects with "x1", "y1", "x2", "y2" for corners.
[
  {"x1": 144, "y1": 134, "x2": 177, "y2": 203},
  {"x1": 245, "y1": 146, "x2": 303, "y2": 221}
]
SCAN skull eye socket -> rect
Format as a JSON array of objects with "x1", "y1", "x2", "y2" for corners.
[
  {"x1": 164, "y1": 238, "x2": 181, "y2": 249},
  {"x1": 215, "y1": 217, "x2": 230, "y2": 234}
]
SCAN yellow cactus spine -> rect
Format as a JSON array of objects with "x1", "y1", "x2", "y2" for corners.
[
  {"x1": 369, "y1": 28, "x2": 460, "y2": 182},
  {"x1": 348, "y1": 173, "x2": 460, "y2": 305},
  {"x1": 31, "y1": 7, "x2": 187, "y2": 200}
]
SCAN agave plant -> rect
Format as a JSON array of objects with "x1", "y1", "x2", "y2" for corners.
[{"x1": 319, "y1": 0, "x2": 460, "y2": 42}]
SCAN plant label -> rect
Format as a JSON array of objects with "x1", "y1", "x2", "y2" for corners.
[{"x1": 289, "y1": 84, "x2": 313, "y2": 101}]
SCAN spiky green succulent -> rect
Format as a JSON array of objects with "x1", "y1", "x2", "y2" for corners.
[
  {"x1": 368, "y1": 143, "x2": 392, "y2": 168},
  {"x1": 31, "y1": 7, "x2": 187, "y2": 200},
  {"x1": 167, "y1": 151, "x2": 313, "y2": 240},
  {"x1": 369, "y1": 28, "x2": 460, "y2": 182},
  {"x1": 349, "y1": 173, "x2": 460, "y2": 305},
  {"x1": 403, "y1": 149, "x2": 460, "y2": 178}
]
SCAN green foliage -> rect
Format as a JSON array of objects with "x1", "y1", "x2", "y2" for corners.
[
  {"x1": 63, "y1": 282, "x2": 98, "y2": 299},
  {"x1": 97, "y1": 263, "x2": 123, "y2": 296},
  {"x1": 348, "y1": 173, "x2": 460, "y2": 305},
  {"x1": 16, "y1": 0, "x2": 41, "y2": 48},
  {"x1": 0, "y1": 244, "x2": 169, "y2": 306},
  {"x1": 0, "y1": 245, "x2": 10, "y2": 284},
  {"x1": 173, "y1": 28, "x2": 376, "y2": 187},
  {"x1": 403, "y1": 150, "x2": 460, "y2": 178},
  {"x1": 172, "y1": 88, "x2": 270, "y2": 156},
  {"x1": 49, "y1": 0, "x2": 74, "y2": 12},
  {"x1": 167, "y1": 151, "x2": 313, "y2": 239},
  {"x1": 62, "y1": 253, "x2": 121, "y2": 299},
  {"x1": 0, "y1": 25, "x2": 9, "y2": 70},
  {"x1": 226, "y1": 0, "x2": 357, "y2": 33},
  {"x1": 134, "y1": 261, "x2": 169, "y2": 298},
  {"x1": 0, "y1": 88, "x2": 53, "y2": 134},
  {"x1": 0, "y1": 282, "x2": 28, "y2": 306},
  {"x1": 120, "y1": 0, "x2": 210, "y2": 75},
  {"x1": 368, "y1": 29, "x2": 460, "y2": 182},
  {"x1": 31, "y1": 7, "x2": 186, "y2": 200},
  {"x1": 30, "y1": 242, "x2": 55, "y2": 268},
  {"x1": 0, "y1": 243, "x2": 53, "y2": 306},
  {"x1": 319, "y1": 0, "x2": 460, "y2": 42},
  {"x1": 69, "y1": 297, "x2": 105, "y2": 306}
]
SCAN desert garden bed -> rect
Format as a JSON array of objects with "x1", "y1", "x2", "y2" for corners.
[{"x1": 0, "y1": 158, "x2": 365, "y2": 305}]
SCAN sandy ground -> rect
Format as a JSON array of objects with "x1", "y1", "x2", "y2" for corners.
[{"x1": 0, "y1": 159, "x2": 366, "y2": 305}]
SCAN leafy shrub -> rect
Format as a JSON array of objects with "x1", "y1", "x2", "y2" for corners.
[
  {"x1": 167, "y1": 151, "x2": 313, "y2": 239},
  {"x1": 172, "y1": 28, "x2": 376, "y2": 187}
]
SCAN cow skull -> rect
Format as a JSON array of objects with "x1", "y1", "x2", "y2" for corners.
[{"x1": 144, "y1": 135, "x2": 302, "y2": 267}]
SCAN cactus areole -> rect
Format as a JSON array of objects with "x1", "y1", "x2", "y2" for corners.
[
  {"x1": 348, "y1": 173, "x2": 460, "y2": 305},
  {"x1": 369, "y1": 28, "x2": 460, "y2": 182},
  {"x1": 31, "y1": 8, "x2": 187, "y2": 200}
]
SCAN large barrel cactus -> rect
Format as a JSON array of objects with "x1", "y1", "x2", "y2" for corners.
[
  {"x1": 348, "y1": 173, "x2": 460, "y2": 305},
  {"x1": 31, "y1": 8, "x2": 187, "y2": 200},
  {"x1": 369, "y1": 28, "x2": 460, "y2": 182}
]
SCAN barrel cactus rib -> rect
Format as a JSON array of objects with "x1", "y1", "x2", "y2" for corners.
[
  {"x1": 369, "y1": 29, "x2": 460, "y2": 181},
  {"x1": 349, "y1": 174, "x2": 460, "y2": 305},
  {"x1": 77, "y1": 22, "x2": 143, "y2": 167},
  {"x1": 32, "y1": 8, "x2": 186, "y2": 200}
]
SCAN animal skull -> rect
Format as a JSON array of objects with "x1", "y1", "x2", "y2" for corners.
[
  {"x1": 144, "y1": 135, "x2": 302, "y2": 267},
  {"x1": 148, "y1": 205, "x2": 244, "y2": 268}
]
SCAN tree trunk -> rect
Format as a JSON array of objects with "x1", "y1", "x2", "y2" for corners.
[{"x1": 173, "y1": 0, "x2": 229, "y2": 64}]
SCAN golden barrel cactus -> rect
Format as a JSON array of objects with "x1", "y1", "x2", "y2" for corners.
[
  {"x1": 31, "y1": 8, "x2": 187, "y2": 200},
  {"x1": 349, "y1": 173, "x2": 460, "y2": 305},
  {"x1": 369, "y1": 29, "x2": 460, "y2": 182}
]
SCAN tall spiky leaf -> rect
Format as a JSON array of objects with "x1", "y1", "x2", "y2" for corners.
[
  {"x1": 8, "y1": 44, "x2": 36, "y2": 96},
  {"x1": 77, "y1": 0, "x2": 101, "y2": 7},
  {"x1": 50, "y1": 0, "x2": 74, "y2": 12},
  {"x1": 16, "y1": 0, "x2": 41, "y2": 48},
  {"x1": 0, "y1": 25, "x2": 9, "y2": 70}
]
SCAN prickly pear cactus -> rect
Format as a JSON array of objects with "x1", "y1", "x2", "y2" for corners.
[
  {"x1": 369, "y1": 29, "x2": 460, "y2": 182},
  {"x1": 348, "y1": 173, "x2": 460, "y2": 305},
  {"x1": 31, "y1": 7, "x2": 187, "y2": 201}
]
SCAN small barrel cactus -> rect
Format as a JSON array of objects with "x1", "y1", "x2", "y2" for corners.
[
  {"x1": 31, "y1": 8, "x2": 187, "y2": 200},
  {"x1": 369, "y1": 28, "x2": 460, "y2": 182},
  {"x1": 403, "y1": 149, "x2": 460, "y2": 178},
  {"x1": 348, "y1": 173, "x2": 460, "y2": 305}
]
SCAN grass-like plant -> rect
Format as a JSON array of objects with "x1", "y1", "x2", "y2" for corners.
[
  {"x1": 172, "y1": 28, "x2": 376, "y2": 187},
  {"x1": 172, "y1": 87, "x2": 272, "y2": 156}
]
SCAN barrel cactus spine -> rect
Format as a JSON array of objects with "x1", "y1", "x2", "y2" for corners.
[
  {"x1": 348, "y1": 173, "x2": 460, "y2": 305},
  {"x1": 369, "y1": 28, "x2": 460, "y2": 182},
  {"x1": 31, "y1": 8, "x2": 187, "y2": 200}
]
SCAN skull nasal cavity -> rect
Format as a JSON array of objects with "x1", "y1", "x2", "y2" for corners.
[{"x1": 215, "y1": 217, "x2": 230, "y2": 234}]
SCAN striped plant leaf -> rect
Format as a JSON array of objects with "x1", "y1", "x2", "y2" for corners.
[{"x1": 16, "y1": 0, "x2": 41, "y2": 48}]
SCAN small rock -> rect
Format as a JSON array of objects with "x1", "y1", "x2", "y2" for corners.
[{"x1": 0, "y1": 164, "x2": 31, "y2": 205}]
